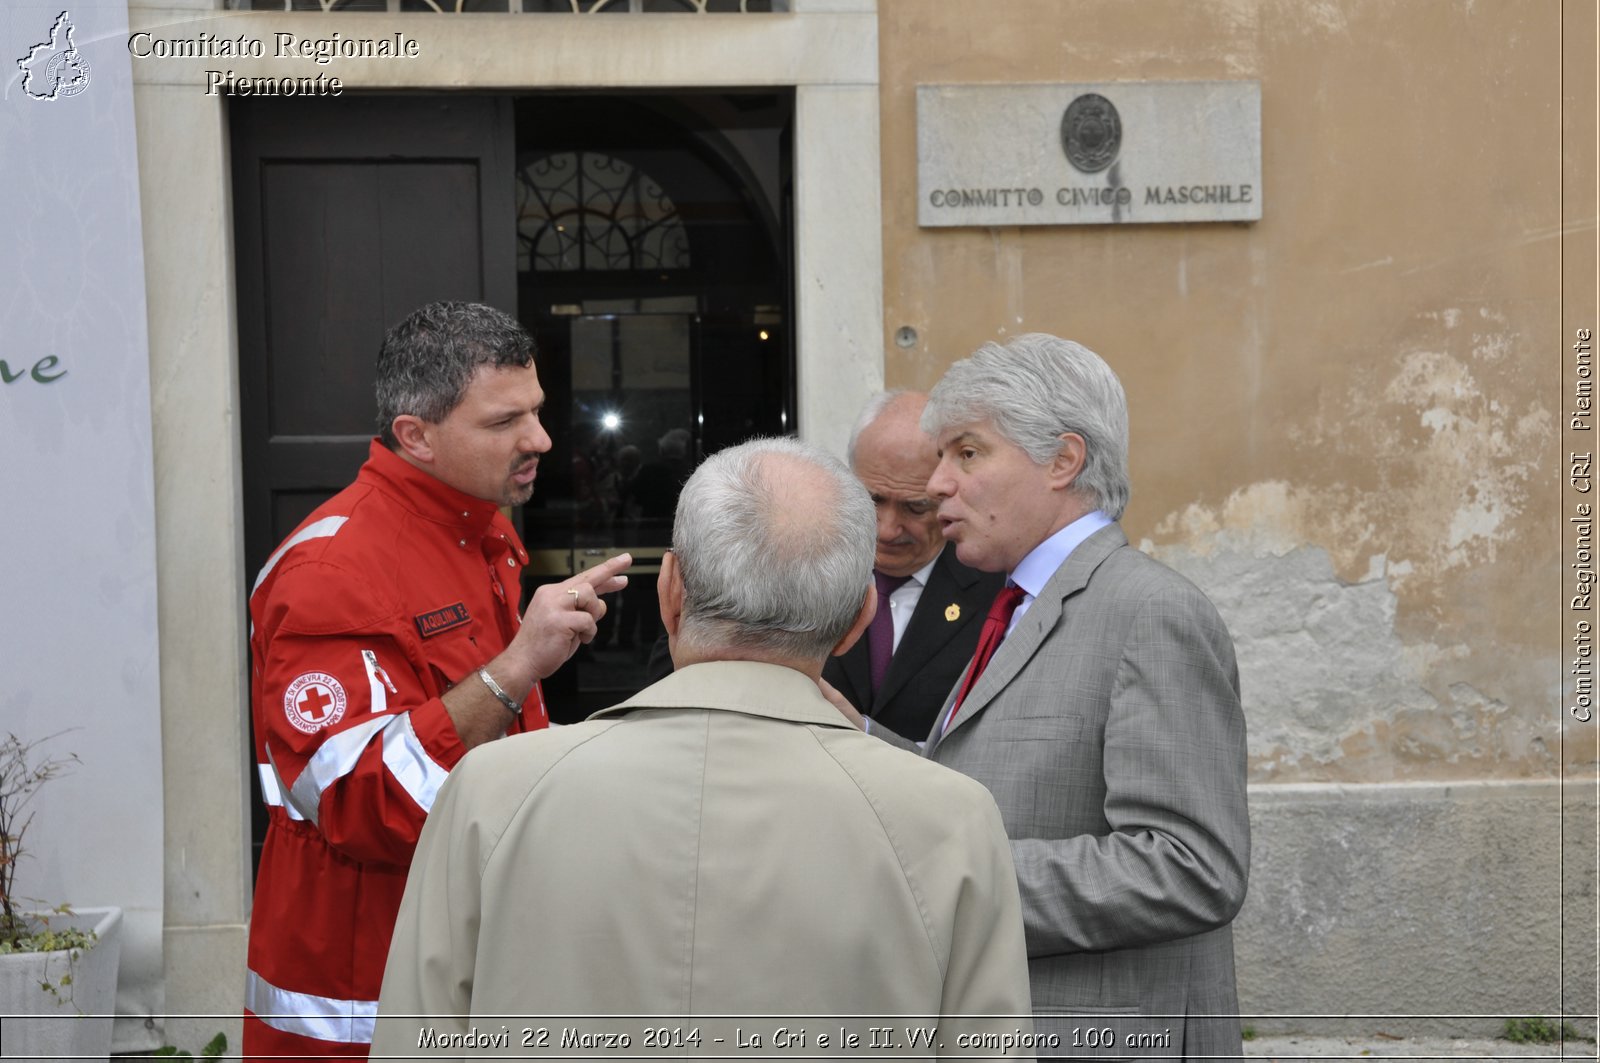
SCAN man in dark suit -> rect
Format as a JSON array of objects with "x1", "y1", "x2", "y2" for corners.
[
  {"x1": 822, "y1": 391, "x2": 1003, "y2": 738},
  {"x1": 836, "y1": 338, "x2": 1249, "y2": 1062}
]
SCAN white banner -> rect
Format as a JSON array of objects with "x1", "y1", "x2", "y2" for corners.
[{"x1": 0, "y1": 0, "x2": 164, "y2": 1049}]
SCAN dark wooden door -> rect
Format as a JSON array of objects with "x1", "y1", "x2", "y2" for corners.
[{"x1": 233, "y1": 95, "x2": 516, "y2": 580}]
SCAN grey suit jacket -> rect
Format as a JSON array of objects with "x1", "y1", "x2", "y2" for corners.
[{"x1": 880, "y1": 524, "x2": 1249, "y2": 1061}]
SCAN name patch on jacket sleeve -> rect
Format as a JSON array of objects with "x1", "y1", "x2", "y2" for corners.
[{"x1": 415, "y1": 602, "x2": 471, "y2": 638}]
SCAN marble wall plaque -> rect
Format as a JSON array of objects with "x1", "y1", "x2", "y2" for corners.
[{"x1": 917, "y1": 81, "x2": 1262, "y2": 227}]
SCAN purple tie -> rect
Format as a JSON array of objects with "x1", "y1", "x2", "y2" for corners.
[{"x1": 869, "y1": 571, "x2": 912, "y2": 693}]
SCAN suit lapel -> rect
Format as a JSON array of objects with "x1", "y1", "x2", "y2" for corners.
[
  {"x1": 873, "y1": 547, "x2": 982, "y2": 710},
  {"x1": 933, "y1": 523, "x2": 1129, "y2": 747}
]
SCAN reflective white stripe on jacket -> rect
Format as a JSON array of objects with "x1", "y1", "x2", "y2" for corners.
[
  {"x1": 281, "y1": 712, "x2": 449, "y2": 825},
  {"x1": 245, "y1": 968, "x2": 375, "y2": 1045}
]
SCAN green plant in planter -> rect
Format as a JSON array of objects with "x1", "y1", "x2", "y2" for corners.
[
  {"x1": 154, "y1": 1031, "x2": 228, "y2": 1058},
  {"x1": 0, "y1": 731, "x2": 94, "y2": 1005}
]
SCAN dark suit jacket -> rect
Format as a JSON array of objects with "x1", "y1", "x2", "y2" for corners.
[{"x1": 823, "y1": 544, "x2": 1004, "y2": 738}]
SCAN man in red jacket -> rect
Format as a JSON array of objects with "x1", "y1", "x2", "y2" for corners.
[{"x1": 243, "y1": 301, "x2": 630, "y2": 1061}]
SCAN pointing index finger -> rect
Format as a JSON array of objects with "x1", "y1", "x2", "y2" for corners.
[{"x1": 575, "y1": 552, "x2": 633, "y2": 592}]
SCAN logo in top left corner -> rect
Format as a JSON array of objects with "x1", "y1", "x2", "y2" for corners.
[{"x1": 16, "y1": 11, "x2": 91, "y2": 102}]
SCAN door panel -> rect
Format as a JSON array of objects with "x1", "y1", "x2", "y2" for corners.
[{"x1": 234, "y1": 96, "x2": 516, "y2": 579}]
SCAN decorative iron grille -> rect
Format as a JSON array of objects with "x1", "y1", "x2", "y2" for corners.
[{"x1": 517, "y1": 151, "x2": 691, "y2": 273}]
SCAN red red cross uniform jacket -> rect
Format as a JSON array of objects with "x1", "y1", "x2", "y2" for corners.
[{"x1": 243, "y1": 440, "x2": 547, "y2": 1061}]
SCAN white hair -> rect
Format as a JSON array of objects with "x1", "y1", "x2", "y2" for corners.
[
  {"x1": 673, "y1": 437, "x2": 875, "y2": 660},
  {"x1": 923, "y1": 333, "x2": 1131, "y2": 521}
]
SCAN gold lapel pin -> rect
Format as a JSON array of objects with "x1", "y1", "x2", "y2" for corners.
[{"x1": 944, "y1": 603, "x2": 961, "y2": 622}]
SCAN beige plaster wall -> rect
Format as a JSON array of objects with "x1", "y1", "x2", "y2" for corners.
[{"x1": 878, "y1": 0, "x2": 1576, "y2": 784}]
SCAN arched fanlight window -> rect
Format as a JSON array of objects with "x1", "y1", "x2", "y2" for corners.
[{"x1": 517, "y1": 151, "x2": 691, "y2": 272}]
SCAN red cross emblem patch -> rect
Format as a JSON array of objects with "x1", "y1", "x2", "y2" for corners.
[{"x1": 283, "y1": 671, "x2": 348, "y2": 734}]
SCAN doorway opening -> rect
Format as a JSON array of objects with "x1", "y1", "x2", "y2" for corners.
[
  {"x1": 234, "y1": 89, "x2": 795, "y2": 866},
  {"x1": 513, "y1": 93, "x2": 794, "y2": 719}
]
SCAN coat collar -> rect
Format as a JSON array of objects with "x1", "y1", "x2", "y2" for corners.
[
  {"x1": 591, "y1": 660, "x2": 857, "y2": 730},
  {"x1": 933, "y1": 522, "x2": 1128, "y2": 746}
]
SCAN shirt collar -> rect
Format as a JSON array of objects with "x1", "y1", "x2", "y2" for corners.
[
  {"x1": 359, "y1": 438, "x2": 506, "y2": 537},
  {"x1": 1010, "y1": 510, "x2": 1114, "y2": 598},
  {"x1": 901, "y1": 554, "x2": 939, "y2": 589}
]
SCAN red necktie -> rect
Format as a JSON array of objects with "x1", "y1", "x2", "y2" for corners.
[{"x1": 942, "y1": 584, "x2": 1026, "y2": 735}]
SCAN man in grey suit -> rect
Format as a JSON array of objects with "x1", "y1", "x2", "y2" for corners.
[
  {"x1": 839, "y1": 334, "x2": 1250, "y2": 1061},
  {"x1": 824, "y1": 391, "x2": 1005, "y2": 737}
]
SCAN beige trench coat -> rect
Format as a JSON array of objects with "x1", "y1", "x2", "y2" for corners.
[{"x1": 373, "y1": 661, "x2": 1034, "y2": 1061}]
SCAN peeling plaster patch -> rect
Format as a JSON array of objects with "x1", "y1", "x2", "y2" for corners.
[
  {"x1": 1473, "y1": 330, "x2": 1512, "y2": 362},
  {"x1": 1144, "y1": 536, "x2": 1557, "y2": 781},
  {"x1": 1389, "y1": 350, "x2": 1475, "y2": 402},
  {"x1": 1447, "y1": 498, "x2": 1507, "y2": 548},
  {"x1": 1148, "y1": 539, "x2": 1434, "y2": 770},
  {"x1": 1145, "y1": 308, "x2": 1554, "y2": 779},
  {"x1": 1156, "y1": 481, "x2": 1321, "y2": 558},
  {"x1": 1378, "y1": 350, "x2": 1541, "y2": 566},
  {"x1": 1152, "y1": 480, "x2": 1379, "y2": 575},
  {"x1": 1420, "y1": 407, "x2": 1456, "y2": 433},
  {"x1": 1401, "y1": 640, "x2": 1468, "y2": 675},
  {"x1": 1275, "y1": 340, "x2": 1549, "y2": 589}
]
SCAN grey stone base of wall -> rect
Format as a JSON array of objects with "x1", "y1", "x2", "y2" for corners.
[{"x1": 1235, "y1": 779, "x2": 1597, "y2": 1039}]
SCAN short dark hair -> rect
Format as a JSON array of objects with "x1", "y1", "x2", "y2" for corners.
[{"x1": 374, "y1": 301, "x2": 535, "y2": 447}]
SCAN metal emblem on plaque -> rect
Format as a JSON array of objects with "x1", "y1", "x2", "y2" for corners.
[{"x1": 1060, "y1": 93, "x2": 1123, "y2": 174}]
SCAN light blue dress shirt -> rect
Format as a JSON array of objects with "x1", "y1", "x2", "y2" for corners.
[{"x1": 1005, "y1": 509, "x2": 1115, "y2": 634}]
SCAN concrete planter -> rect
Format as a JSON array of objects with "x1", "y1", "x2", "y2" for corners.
[{"x1": 0, "y1": 906, "x2": 122, "y2": 1061}]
